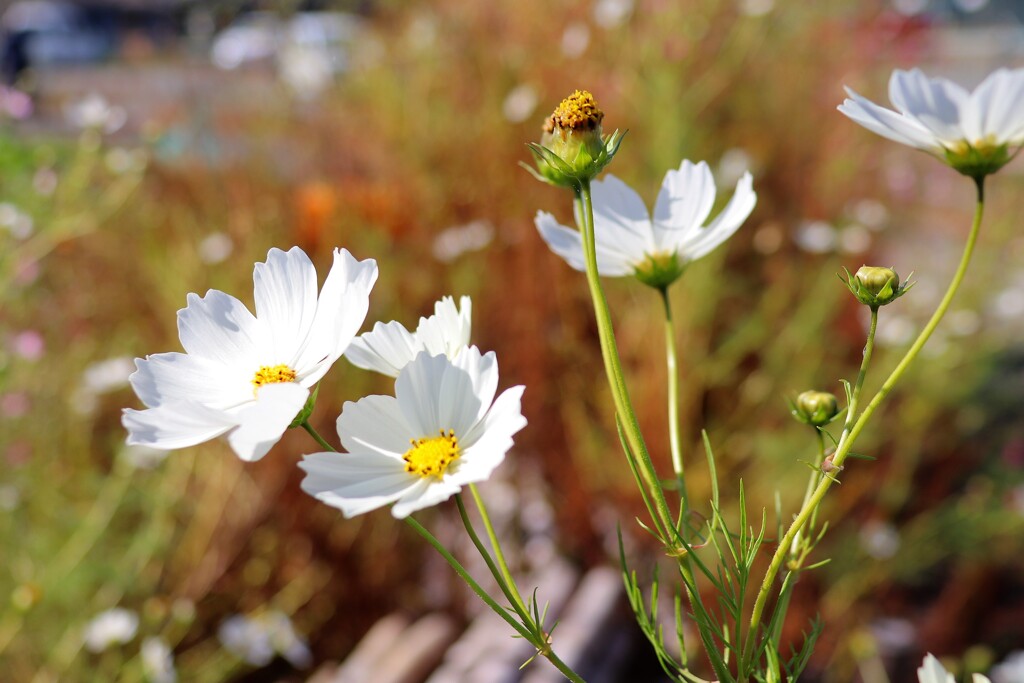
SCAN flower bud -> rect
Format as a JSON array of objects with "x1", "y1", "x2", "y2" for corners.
[
  {"x1": 634, "y1": 251, "x2": 685, "y2": 290},
  {"x1": 843, "y1": 265, "x2": 911, "y2": 308},
  {"x1": 524, "y1": 90, "x2": 625, "y2": 190},
  {"x1": 791, "y1": 390, "x2": 839, "y2": 427}
]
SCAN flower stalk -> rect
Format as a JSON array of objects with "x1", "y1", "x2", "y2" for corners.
[{"x1": 747, "y1": 177, "x2": 986, "y2": 653}]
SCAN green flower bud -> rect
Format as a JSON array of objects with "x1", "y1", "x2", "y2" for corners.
[
  {"x1": 524, "y1": 90, "x2": 625, "y2": 190},
  {"x1": 634, "y1": 251, "x2": 685, "y2": 290},
  {"x1": 843, "y1": 265, "x2": 912, "y2": 308},
  {"x1": 791, "y1": 390, "x2": 839, "y2": 427},
  {"x1": 944, "y1": 138, "x2": 1012, "y2": 180}
]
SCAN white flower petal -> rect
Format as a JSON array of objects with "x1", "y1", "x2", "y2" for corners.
[
  {"x1": 918, "y1": 654, "x2": 956, "y2": 683},
  {"x1": 176, "y1": 290, "x2": 265, "y2": 368},
  {"x1": 299, "y1": 451, "x2": 414, "y2": 517},
  {"x1": 345, "y1": 320, "x2": 419, "y2": 377},
  {"x1": 293, "y1": 248, "x2": 378, "y2": 385},
  {"x1": 889, "y1": 68, "x2": 969, "y2": 144},
  {"x1": 590, "y1": 175, "x2": 655, "y2": 261},
  {"x1": 123, "y1": 401, "x2": 235, "y2": 450},
  {"x1": 972, "y1": 68, "x2": 1024, "y2": 142},
  {"x1": 336, "y1": 394, "x2": 414, "y2": 458},
  {"x1": 415, "y1": 295, "x2": 472, "y2": 358},
  {"x1": 391, "y1": 477, "x2": 462, "y2": 518},
  {"x1": 253, "y1": 247, "x2": 319, "y2": 363},
  {"x1": 130, "y1": 352, "x2": 249, "y2": 411},
  {"x1": 652, "y1": 160, "x2": 717, "y2": 250},
  {"x1": 677, "y1": 171, "x2": 757, "y2": 261},
  {"x1": 394, "y1": 351, "x2": 447, "y2": 435},
  {"x1": 455, "y1": 385, "x2": 526, "y2": 482},
  {"x1": 838, "y1": 89, "x2": 940, "y2": 151},
  {"x1": 440, "y1": 347, "x2": 495, "y2": 436},
  {"x1": 226, "y1": 383, "x2": 308, "y2": 462},
  {"x1": 534, "y1": 211, "x2": 636, "y2": 276}
]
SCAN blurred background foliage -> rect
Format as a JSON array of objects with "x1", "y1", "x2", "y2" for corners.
[{"x1": 1, "y1": 0, "x2": 1022, "y2": 680}]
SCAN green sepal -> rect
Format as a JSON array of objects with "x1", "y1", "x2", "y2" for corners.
[{"x1": 288, "y1": 383, "x2": 319, "y2": 429}]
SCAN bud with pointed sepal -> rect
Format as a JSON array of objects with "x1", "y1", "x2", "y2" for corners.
[
  {"x1": 842, "y1": 265, "x2": 913, "y2": 309},
  {"x1": 790, "y1": 390, "x2": 839, "y2": 427}
]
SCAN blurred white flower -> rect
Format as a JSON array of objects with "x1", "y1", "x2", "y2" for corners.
[
  {"x1": 198, "y1": 232, "x2": 234, "y2": 265},
  {"x1": 945, "y1": 309, "x2": 981, "y2": 337},
  {"x1": 302, "y1": 348, "x2": 526, "y2": 518},
  {"x1": 593, "y1": 0, "x2": 633, "y2": 28},
  {"x1": 561, "y1": 22, "x2": 590, "y2": 58},
  {"x1": 536, "y1": 159, "x2": 755, "y2": 288},
  {"x1": 65, "y1": 93, "x2": 127, "y2": 134},
  {"x1": 431, "y1": 220, "x2": 494, "y2": 263},
  {"x1": 83, "y1": 357, "x2": 136, "y2": 395},
  {"x1": 83, "y1": 608, "x2": 139, "y2": 653},
  {"x1": 793, "y1": 220, "x2": 837, "y2": 254},
  {"x1": 840, "y1": 68, "x2": 1024, "y2": 177},
  {"x1": 123, "y1": 247, "x2": 377, "y2": 462},
  {"x1": 346, "y1": 295, "x2": 471, "y2": 377},
  {"x1": 859, "y1": 520, "x2": 900, "y2": 559},
  {"x1": 278, "y1": 44, "x2": 334, "y2": 100},
  {"x1": 105, "y1": 147, "x2": 147, "y2": 175},
  {"x1": 839, "y1": 224, "x2": 872, "y2": 255},
  {"x1": 873, "y1": 312, "x2": 915, "y2": 348},
  {"x1": 0, "y1": 203, "x2": 33, "y2": 239},
  {"x1": 141, "y1": 637, "x2": 177, "y2": 683},
  {"x1": 894, "y1": 0, "x2": 930, "y2": 16},
  {"x1": 868, "y1": 617, "x2": 916, "y2": 656},
  {"x1": 991, "y1": 650, "x2": 1024, "y2": 683},
  {"x1": 738, "y1": 0, "x2": 774, "y2": 16},
  {"x1": 218, "y1": 611, "x2": 311, "y2": 668},
  {"x1": 851, "y1": 198, "x2": 889, "y2": 230},
  {"x1": 716, "y1": 148, "x2": 754, "y2": 187},
  {"x1": 502, "y1": 84, "x2": 538, "y2": 124}
]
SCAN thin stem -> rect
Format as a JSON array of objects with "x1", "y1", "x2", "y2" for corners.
[
  {"x1": 468, "y1": 484, "x2": 528, "y2": 614},
  {"x1": 301, "y1": 421, "x2": 336, "y2": 452},
  {"x1": 404, "y1": 517, "x2": 586, "y2": 683},
  {"x1": 660, "y1": 286, "x2": 688, "y2": 514},
  {"x1": 747, "y1": 177, "x2": 986, "y2": 651},
  {"x1": 575, "y1": 183, "x2": 675, "y2": 540},
  {"x1": 455, "y1": 493, "x2": 530, "y2": 622}
]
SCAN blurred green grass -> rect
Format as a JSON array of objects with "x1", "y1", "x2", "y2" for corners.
[{"x1": 1, "y1": 1, "x2": 1022, "y2": 680}]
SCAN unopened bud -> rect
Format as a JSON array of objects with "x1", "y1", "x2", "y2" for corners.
[
  {"x1": 844, "y1": 265, "x2": 911, "y2": 308},
  {"x1": 792, "y1": 390, "x2": 839, "y2": 427}
]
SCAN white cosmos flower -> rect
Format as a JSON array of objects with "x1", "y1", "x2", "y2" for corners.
[
  {"x1": 534, "y1": 159, "x2": 755, "y2": 289},
  {"x1": 344, "y1": 295, "x2": 471, "y2": 377},
  {"x1": 918, "y1": 653, "x2": 992, "y2": 683},
  {"x1": 83, "y1": 608, "x2": 138, "y2": 653},
  {"x1": 123, "y1": 247, "x2": 377, "y2": 462},
  {"x1": 141, "y1": 637, "x2": 177, "y2": 683},
  {"x1": 300, "y1": 347, "x2": 526, "y2": 519},
  {"x1": 839, "y1": 68, "x2": 1024, "y2": 177}
]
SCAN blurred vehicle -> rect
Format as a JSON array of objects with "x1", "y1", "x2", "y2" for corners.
[
  {"x1": 1, "y1": 1, "x2": 116, "y2": 83},
  {"x1": 210, "y1": 11, "x2": 364, "y2": 74}
]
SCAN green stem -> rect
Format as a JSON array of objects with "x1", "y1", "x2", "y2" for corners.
[
  {"x1": 575, "y1": 182, "x2": 675, "y2": 540},
  {"x1": 301, "y1": 421, "x2": 336, "y2": 452},
  {"x1": 455, "y1": 493, "x2": 530, "y2": 622},
  {"x1": 747, "y1": 177, "x2": 985, "y2": 651},
  {"x1": 660, "y1": 286, "x2": 688, "y2": 515},
  {"x1": 404, "y1": 517, "x2": 586, "y2": 683},
  {"x1": 468, "y1": 484, "x2": 529, "y2": 614}
]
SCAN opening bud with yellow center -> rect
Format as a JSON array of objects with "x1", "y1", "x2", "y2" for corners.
[
  {"x1": 843, "y1": 265, "x2": 912, "y2": 308},
  {"x1": 524, "y1": 89, "x2": 625, "y2": 190},
  {"x1": 791, "y1": 390, "x2": 840, "y2": 427},
  {"x1": 403, "y1": 429, "x2": 461, "y2": 479}
]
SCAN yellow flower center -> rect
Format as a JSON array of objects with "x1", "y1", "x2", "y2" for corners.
[
  {"x1": 403, "y1": 429, "x2": 461, "y2": 479},
  {"x1": 252, "y1": 364, "x2": 297, "y2": 394},
  {"x1": 546, "y1": 90, "x2": 604, "y2": 132}
]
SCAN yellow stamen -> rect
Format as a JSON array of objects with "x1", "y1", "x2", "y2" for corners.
[
  {"x1": 403, "y1": 429, "x2": 461, "y2": 479},
  {"x1": 547, "y1": 90, "x2": 604, "y2": 132},
  {"x1": 252, "y1": 364, "x2": 297, "y2": 394}
]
